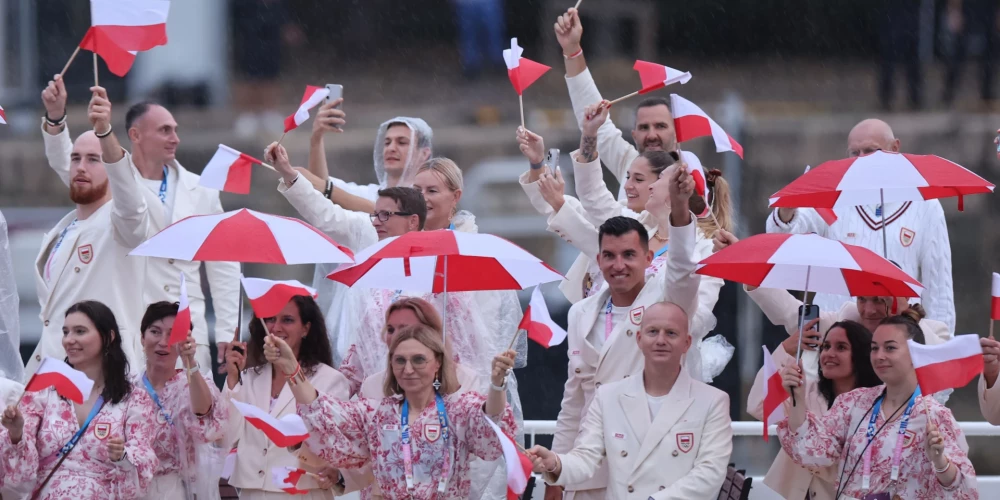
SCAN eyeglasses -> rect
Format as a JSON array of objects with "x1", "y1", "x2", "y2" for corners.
[
  {"x1": 370, "y1": 210, "x2": 414, "y2": 222},
  {"x1": 391, "y1": 354, "x2": 430, "y2": 369}
]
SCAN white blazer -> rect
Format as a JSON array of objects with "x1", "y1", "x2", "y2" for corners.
[
  {"x1": 43, "y1": 127, "x2": 240, "y2": 351},
  {"x1": 28, "y1": 202, "x2": 147, "y2": 376},
  {"x1": 746, "y1": 286, "x2": 950, "y2": 379},
  {"x1": 548, "y1": 369, "x2": 732, "y2": 500},
  {"x1": 552, "y1": 216, "x2": 702, "y2": 492},
  {"x1": 223, "y1": 363, "x2": 350, "y2": 497}
]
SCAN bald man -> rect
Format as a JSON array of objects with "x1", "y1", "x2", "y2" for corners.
[
  {"x1": 768, "y1": 118, "x2": 955, "y2": 333},
  {"x1": 529, "y1": 301, "x2": 732, "y2": 500}
]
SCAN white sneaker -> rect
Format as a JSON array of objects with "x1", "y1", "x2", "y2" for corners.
[{"x1": 234, "y1": 112, "x2": 259, "y2": 139}]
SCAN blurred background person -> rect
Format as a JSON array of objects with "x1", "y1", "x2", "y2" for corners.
[{"x1": 941, "y1": 0, "x2": 998, "y2": 108}]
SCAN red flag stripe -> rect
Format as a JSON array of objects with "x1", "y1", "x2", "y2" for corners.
[
  {"x1": 245, "y1": 416, "x2": 310, "y2": 447},
  {"x1": 25, "y1": 371, "x2": 87, "y2": 404},
  {"x1": 248, "y1": 284, "x2": 318, "y2": 318},
  {"x1": 915, "y1": 354, "x2": 984, "y2": 396}
]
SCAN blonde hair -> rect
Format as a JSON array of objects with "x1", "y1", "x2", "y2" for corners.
[
  {"x1": 417, "y1": 157, "x2": 464, "y2": 192},
  {"x1": 381, "y1": 297, "x2": 444, "y2": 344},
  {"x1": 383, "y1": 324, "x2": 461, "y2": 397},
  {"x1": 696, "y1": 174, "x2": 735, "y2": 238}
]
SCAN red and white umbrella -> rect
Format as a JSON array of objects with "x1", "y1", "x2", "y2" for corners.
[
  {"x1": 327, "y1": 230, "x2": 563, "y2": 292},
  {"x1": 768, "y1": 150, "x2": 994, "y2": 212},
  {"x1": 696, "y1": 233, "x2": 923, "y2": 298},
  {"x1": 697, "y1": 232, "x2": 924, "y2": 380},
  {"x1": 129, "y1": 208, "x2": 353, "y2": 265}
]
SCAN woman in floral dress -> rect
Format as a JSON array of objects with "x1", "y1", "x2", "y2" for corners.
[{"x1": 0, "y1": 300, "x2": 158, "y2": 499}]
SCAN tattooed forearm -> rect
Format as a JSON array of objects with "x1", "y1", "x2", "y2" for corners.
[{"x1": 580, "y1": 135, "x2": 598, "y2": 162}]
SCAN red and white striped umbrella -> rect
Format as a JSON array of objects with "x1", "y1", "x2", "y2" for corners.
[
  {"x1": 129, "y1": 208, "x2": 354, "y2": 265},
  {"x1": 327, "y1": 230, "x2": 563, "y2": 293},
  {"x1": 696, "y1": 233, "x2": 924, "y2": 298},
  {"x1": 768, "y1": 150, "x2": 994, "y2": 211}
]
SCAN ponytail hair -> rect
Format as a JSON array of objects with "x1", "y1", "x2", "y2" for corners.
[
  {"x1": 878, "y1": 310, "x2": 925, "y2": 345},
  {"x1": 695, "y1": 170, "x2": 735, "y2": 238}
]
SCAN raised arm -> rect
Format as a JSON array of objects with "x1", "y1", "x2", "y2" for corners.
[
  {"x1": 572, "y1": 103, "x2": 634, "y2": 226},
  {"x1": 41, "y1": 75, "x2": 73, "y2": 186},
  {"x1": 766, "y1": 207, "x2": 829, "y2": 237},
  {"x1": 917, "y1": 200, "x2": 955, "y2": 333},
  {"x1": 307, "y1": 99, "x2": 346, "y2": 182}
]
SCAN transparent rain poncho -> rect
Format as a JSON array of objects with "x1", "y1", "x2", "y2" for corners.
[{"x1": 0, "y1": 209, "x2": 24, "y2": 386}]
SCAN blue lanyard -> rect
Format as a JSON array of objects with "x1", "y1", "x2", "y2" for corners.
[
  {"x1": 401, "y1": 392, "x2": 451, "y2": 493},
  {"x1": 862, "y1": 387, "x2": 920, "y2": 492},
  {"x1": 142, "y1": 373, "x2": 175, "y2": 427},
  {"x1": 653, "y1": 244, "x2": 669, "y2": 259},
  {"x1": 59, "y1": 395, "x2": 104, "y2": 457},
  {"x1": 158, "y1": 165, "x2": 168, "y2": 204},
  {"x1": 447, "y1": 222, "x2": 455, "y2": 230}
]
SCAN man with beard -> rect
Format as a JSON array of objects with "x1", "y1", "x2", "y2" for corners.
[
  {"x1": 26, "y1": 88, "x2": 152, "y2": 376},
  {"x1": 554, "y1": 7, "x2": 683, "y2": 200},
  {"x1": 38, "y1": 75, "x2": 240, "y2": 376}
]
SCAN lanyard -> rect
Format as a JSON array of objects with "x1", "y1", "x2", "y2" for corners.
[
  {"x1": 447, "y1": 223, "x2": 455, "y2": 230},
  {"x1": 401, "y1": 392, "x2": 451, "y2": 495},
  {"x1": 142, "y1": 373, "x2": 175, "y2": 427},
  {"x1": 158, "y1": 165, "x2": 169, "y2": 204},
  {"x1": 45, "y1": 219, "x2": 78, "y2": 282},
  {"x1": 862, "y1": 387, "x2": 919, "y2": 493},
  {"x1": 653, "y1": 244, "x2": 669, "y2": 259},
  {"x1": 604, "y1": 298, "x2": 619, "y2": 340},
  {"x1": 59, "y1": 395, "x2": 104, "y2": 457}
]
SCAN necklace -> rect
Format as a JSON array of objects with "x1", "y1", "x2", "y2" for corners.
[{"x1": 653, "y1": 231, "x2": 668, "y2": 242}]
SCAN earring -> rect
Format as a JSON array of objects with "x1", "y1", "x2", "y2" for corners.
[{"x1": 432, "y1": 374, "x2": 442, "y2": 391}]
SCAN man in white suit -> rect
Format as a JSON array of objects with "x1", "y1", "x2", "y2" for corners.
[
  {"x1": 549, "y1": 165, "x2": 703, "y2": 500},
  {"x1": 39, "y1": 75, "x2": 240, "y2": 375},
  {"x1": 766, "y1": 118, "x2": 955, "y2": 333},
  {"x1": 529, "y1": 294, "x2": 732, "y2": 499},
  {"x1": 26, "y1": 91, "x2": 152, "y2": 376}
]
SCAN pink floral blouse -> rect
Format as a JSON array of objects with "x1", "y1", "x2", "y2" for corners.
[
  {"x1": 298, "y1": 391, "x2": 515, "y2": 499},
  {"x1": 0, "y1": 387, "x2": 158, "y2": 499},
  {"x1": 136, "y1": 371, "x2": 229, "y2": 478},
  {"x1": 777, "y1": 386, "x2": 977, "y2": 499}
]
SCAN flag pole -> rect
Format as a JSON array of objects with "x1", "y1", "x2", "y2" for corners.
[
  {"x1": 59, "y1": 47, "x2": 81, "y2": 79},
  {"x1": 608, "y1": 91, "x2": 640, "y2": 106},
  {"x1": 277, "y1": 132, "x2": 287, "y2": 146},
  {"x1": 506, "y1": 328, "x2": 523, "y2": 352},
  {"x1": 260, "y1": 162, "x2": 277, "y2": 172},
  {"x1": 574, "y1": 0, "x2": 583, "y2": 9},
  {"x1": 990, "y1": 319, "x2": 994, "y2": 340},
  {"x1": 93, "y1": 53, "x2": 99, "y2": 87},
  {"x1": 519, "y1": 95, "x2": 526, "y2": 131}
]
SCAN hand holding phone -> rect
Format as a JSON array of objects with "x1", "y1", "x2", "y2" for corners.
[{"x1": 320, "y1": 84, "x2": 344, "y2": 131}]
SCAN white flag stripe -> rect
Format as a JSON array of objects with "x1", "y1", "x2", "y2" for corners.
[
  {"x1": 35, "y1": 357, "x2": 95, "y2": 398},
  {"x1": 992, "y1": 273, "x2": 1000, "y2": 297},
  {"x1": 483, "y1": 415, "x2": 530, "y2": 494},
  {"x1": 502, "y1": 38, "x2": 523, "y2": 69},
  {"x1": 199, "y1": 145, "x2": 242, "y2": 190},
  {"x1": 90, "y1": 0, "x2": 170, "y2": 26},
  {"x1": 291, "y1": 88, "x2": 330, "y2": 128},
  {"x1": 909, "y1": 334, "x2": 982, "y2": 368},
  {"x1": 241, "y1": 275, "x2": 316, "y2": 300},
  {"x1": 231, "y1": 400, "x2": 309, "y2": 436}
]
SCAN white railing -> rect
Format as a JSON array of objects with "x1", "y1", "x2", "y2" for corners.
[{"x1": 521, "y1": 420, "x2": 1000, "y2": 500}]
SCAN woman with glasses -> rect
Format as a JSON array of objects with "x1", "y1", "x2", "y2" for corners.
[
  {"x1": 267, "y1": 323, "x2": 516, "y2": 499},
  {"x1": 223, "y1": 296, "x2": 349, "y2": 498}
]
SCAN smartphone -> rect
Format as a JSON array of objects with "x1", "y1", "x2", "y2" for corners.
[
  {"x1": 325, "y1": 84, "x2": 344, "y2": 130},
  {"x1": 799, "y1": 304, "x2": 820, "y2": 331},
  {"x1": 546, "y1": 148, "x2": 560, "y2": 170}
]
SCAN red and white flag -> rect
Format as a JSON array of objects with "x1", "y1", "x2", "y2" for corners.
[
  {"x1": 242, "y1": 275, "x2": 318, "y2": 319},
  {"x1": 801, "y1": 166, "x2": 838, "y2": 225},
  {"x1": 484, "y1": 415, "x2": 532, "y2": 500},
  {"x1": 284, "y1": 86, "x2": 331, "y2": 133},
  {"x1": 670, "y1": 94, "x2": 744, "y2": 159},
  {"x1": 760, "y1": 346, "x2": 788, "y2": 442},
  {"x1": 79, "y1": 0, "x2": 170, "y2": 77},
  {"x1": 168, "y1": 272, "x2": 191, "y2": 346},
  {"x1": 0, "y1": 105, "x2": 6, "y2": 125},
  {"x1": 681, "y1": 151, "x2": 711, "y2": 218},
  {"x1": 502, "y1": 38, "x2": 551, "y2": 95},
  {"x1": 25, "y1": 357, "x2": 95, "y2": 404},
  {"x1": 633, "y1": 60, "x2": 691, "y2": 94},
  {"x1": 992, "y1": 273, "x2": 1000, "y2": 321},
  {"x1": 231, "y1": 400, "x2": 310, "y2": 447},
  {"x1": 909, "y1": 335, "x2": 984, "y2": 396},
  {"x1": 271, "y1": 467, "x2": 312, "y2": 495},
  {"x1": 518, "y1": 286, "x2": 567, "y2": 348},
  {"x1": 200, "y1": 145, "x2": 264, "y2": 195}
]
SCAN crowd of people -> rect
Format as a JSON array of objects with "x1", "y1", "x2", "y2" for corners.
[{"x1": 0, "y1": 6, "x2": 997, "y2": 500}]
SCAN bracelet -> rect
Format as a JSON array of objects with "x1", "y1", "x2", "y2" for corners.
[
  {"x1": 323, "y1": 180, "x2": 334, "y2": 199},
  {"x1": 194, "y1": 403, "x2": 214, "y2": 418},
  {"x1": 934, "y1": 458, "x2": 952, "y2": 474},
  {"x1": 44, "y1": 112, "x2": 67, "y2": 127},
  {"x1": 563, "y1": 48, "x2": 583, "y2": 59},
  {"x1": 186, "y1": 363, "x2": 200, "y2": 376},
  {"x1": 95, "y1": 126, "x2": 113, "y2": 138},
  {"x1": 284, "y1": 363, "x2": 301, "y2": 378},
  {"x1": 530, "y1": 161, "x2": 544, "y2": 170}
]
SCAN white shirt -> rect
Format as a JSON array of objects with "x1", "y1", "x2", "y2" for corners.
[
  {"x1": 646, "y1": 392, "x2": 668, "y2": 420},
  {"x1": 43, "y1": 219, "x2": 79, "y2": 284},
  {"x1": 139, "y1": 166, "x2": 179, "y2": 218},
  {"x1": 587, "y1": 302, "x2": 629, "y2": 353}
]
